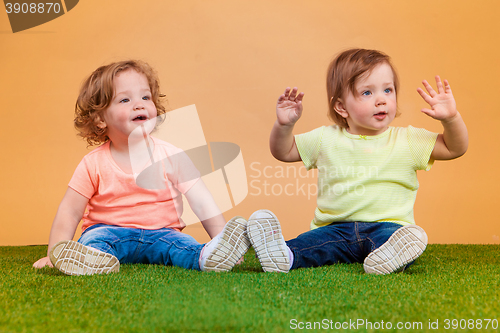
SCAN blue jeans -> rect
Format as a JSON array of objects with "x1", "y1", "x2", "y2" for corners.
[
  {"x1": 286, "y1": 222, "x2": 403, "y2": 270},
  {"x1": 78, "y1": 224, "x2": 204, "y2": 270}
]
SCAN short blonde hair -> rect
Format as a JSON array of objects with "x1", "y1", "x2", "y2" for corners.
[
  {"x1": 326, "y1": 49, "x2": 400, "y2": 128},
  {"x1": 74, "y1": 60, "x2": 167, "y2": 146}
]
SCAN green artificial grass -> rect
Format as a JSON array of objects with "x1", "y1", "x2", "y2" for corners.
[{"x1": 1, "y1": 245, "x2": 500, "y2": 332}]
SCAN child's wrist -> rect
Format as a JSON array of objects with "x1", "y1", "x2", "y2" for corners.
[
  {"x1": 275, "y1": 119, "x2": 296, "y2": 130},
  {"x1": 440, "y1": 111, "x2": 461, "y2": 125}
]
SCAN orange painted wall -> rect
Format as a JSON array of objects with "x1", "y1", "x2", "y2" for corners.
[{"x1": 1, "y1": 1, "x2": 499, "y2": 245}]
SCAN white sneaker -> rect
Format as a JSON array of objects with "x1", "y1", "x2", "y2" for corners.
[
  {"x1": 247, "y1": 209, "x2": 290, "y2": 273},
  {"x1": 49, "y1": 240, "x2": 120, "y2": 276},
  {"x1": 201, "y1": 216, "x2": 250, "y2": 272},
  {"x1": 363, "y1": 225, "x2": 428, "y2": 275}
]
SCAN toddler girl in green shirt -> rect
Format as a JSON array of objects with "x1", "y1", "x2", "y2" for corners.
[{"x1": 246, "y1": 48, "x2": 468, "y2": 274}]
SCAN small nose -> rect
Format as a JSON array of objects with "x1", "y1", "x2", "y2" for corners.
[
  {"x1": 376, "y1": 93, "x2": 386, "y2": 106},
  {"x1": 133, "y1": 99, "x2": 145, "y2": 110}
]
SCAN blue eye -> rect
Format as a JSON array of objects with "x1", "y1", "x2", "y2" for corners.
[
  {"x1": 119, "y1": 98, "x2": 129, "y2": 103},
  {"x1": 142, "y1": 96, "x2": 151, "y2": 100},
  {"x1": 384, "y1": 88, "x2": 393, "y2": 94},
  {"x1": 362, "y1": 91, "x2": 371, "y2": 96}
]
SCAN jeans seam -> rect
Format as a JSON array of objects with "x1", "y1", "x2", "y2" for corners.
[
  {"x1": 354, "y1": 222, "x2": 366, "y2": 254},
  {"x1": 157, "y1": 237, "x2": 202, "y2": 270},
  {"x1": 366, "y1": 237, "x2": 376, "y2": 254},
  {"x1": 291, "y1": 238, "x2": 358, "y2": 253},
  {"x1": 160, "y1": 238, "x2": 199, "y2": 251},
  {"x1": 130, "y1": 229, "x2": 146, "y2": 262}
]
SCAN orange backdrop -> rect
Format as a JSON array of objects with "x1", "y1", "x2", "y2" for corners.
[{"x1": 1, "y1": 0, "x2": 499, "y2": 245}]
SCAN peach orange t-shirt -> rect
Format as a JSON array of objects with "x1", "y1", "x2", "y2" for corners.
[{"x1": 68, "y1": 137, "x2": 200, "y2": 232}]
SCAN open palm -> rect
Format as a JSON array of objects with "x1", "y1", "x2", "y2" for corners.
[
  {"x1": 417, "y1": 76, "x2": 457, "y2": 121},
  {"x1": 276, "y1": 87, "x2": 304, "y2": 126}
]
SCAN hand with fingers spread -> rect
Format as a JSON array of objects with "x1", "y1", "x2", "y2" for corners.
[
  {"x1": 270, "y1": 87, "x2": 304, "y2": 162},
  {"x1": 417, "y1": 76, "x2": 457, "y2": 122},
  {"x1": 276, "y1": 87, "x2": 304, "y2": 126},
  {"x1": 417, "y1": 76, "x2": 468, "y2": 160}
]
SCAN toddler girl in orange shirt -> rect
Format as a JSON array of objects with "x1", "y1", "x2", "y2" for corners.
[{"x1": 33, "y1": 60, "x2": 249, "y2": 275}]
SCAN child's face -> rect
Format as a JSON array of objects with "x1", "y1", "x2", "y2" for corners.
[
  {"x1": 101, "y1": 69, "x2": 157, "y2": 142},
  {"x1": 336, "y1": 62, "x2": 397, "y2": 136}
]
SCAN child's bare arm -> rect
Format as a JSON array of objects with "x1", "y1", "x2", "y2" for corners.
[
  {"x1": 184, "y1": 180, "x2": 225, "y2": 239},
  {"x1": 270, "y1": 87, "x2": 304, "y2": 162},
  {"x1": 417, "y1": 76, "x2": 468, "y2": 160},
  {"x1": 33, "y1": 187, "x2": 89, "y2": 268}
]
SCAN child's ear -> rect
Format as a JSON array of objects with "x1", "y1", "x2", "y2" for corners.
[
  {"x1": 334, "y1": 98, "x2": 349, "y2": 119},
  {"x1": 95, "y1": 115, "x2": 107, "y2": 130}
]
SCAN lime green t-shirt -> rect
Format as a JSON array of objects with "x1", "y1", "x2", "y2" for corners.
[{"x1": 295, "y1": 126, "x2": 438, "y2": 229}]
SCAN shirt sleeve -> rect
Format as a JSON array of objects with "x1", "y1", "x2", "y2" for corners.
[
  {"x1": 295, "y1": 126, "x2": 325, "y2": 170},
  {"x1": 68, "y1": 157, "x2": 97, "y2": 199},
  {"x1": 407, "y1": 125, "x2": 439, "y2": 171}
]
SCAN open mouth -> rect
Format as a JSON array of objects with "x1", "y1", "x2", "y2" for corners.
[
  {"x1": 374, "y1": 112, "x2": 387, "y2": 116},
  {"x1": 373, "y1": 111, "x2": 387, "y2": 120},
  {"x1": 133, "y1": 115, "x2": 148, "y2": 121}
]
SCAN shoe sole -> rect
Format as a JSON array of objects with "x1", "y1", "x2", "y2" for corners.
[
  {"x1": 49, "y1": 240, "x2": 120, "y2": 276},
  {"x1": 363, "y1": 225, "x2": 427, "y2": 275},
  {"x1": 247, "y1": 210, "x2": 289, "y2": 273},
  {"x1": 203, "y1": 217, "x2": 251, "y2": 272}
]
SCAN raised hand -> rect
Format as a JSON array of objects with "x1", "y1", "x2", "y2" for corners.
[
  {"x1": 276, "y1": 87, "x2": 304, "y2": 126},
  {"x1": 417, "y1": 76, "x2": 458, "y2": 122}
]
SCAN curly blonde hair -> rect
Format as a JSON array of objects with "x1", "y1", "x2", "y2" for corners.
[
  {"x1": 326, "y1": 48, "x2": 400, "y2": 128},
  {"x1": 74, "y1": 60, "x2": 167, "y2": 146}
]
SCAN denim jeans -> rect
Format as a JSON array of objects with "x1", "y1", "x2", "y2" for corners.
[
  {"x1": 78, "y1": 224, "x2": 204, "y2": 270},
  {"x1": 286, "y1": 222, "x2": 403, "y2": 270}
]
